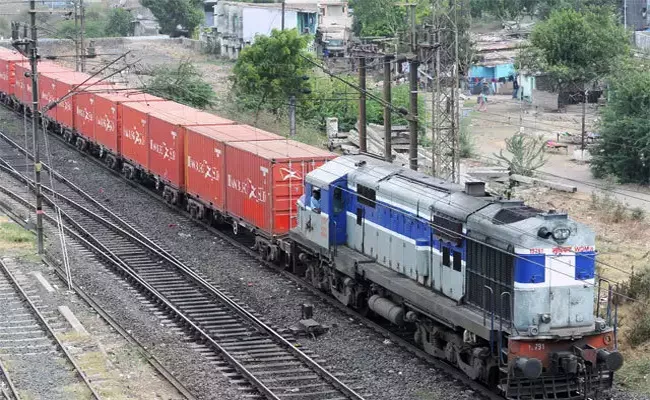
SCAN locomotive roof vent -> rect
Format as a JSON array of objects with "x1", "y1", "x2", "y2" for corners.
[
  {"x1": 539, "y1": 210, "x2": 568, "y2": 220},
  {"x1": 464, "y1": 181, "x2": 486, "y2": 197}
]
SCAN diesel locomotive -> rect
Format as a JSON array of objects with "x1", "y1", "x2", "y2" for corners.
[{"x1": 290, "y1": 155, "x2": 622, "y2": 399}]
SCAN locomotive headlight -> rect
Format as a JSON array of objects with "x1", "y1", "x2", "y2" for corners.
[{"x1": 552, "y1": 226, "x2": 571, "y2": 242}]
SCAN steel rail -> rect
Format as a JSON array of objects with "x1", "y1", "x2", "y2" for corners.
[
  {"x1": 0, "y1": 358, "x2": 19, "y2": 400},
  {"x1": 0, "y1": 259, "x2": 102, "y2": 400},
  {"x1": 0, "y1": 150, "x2": 365, "y2": 399}
]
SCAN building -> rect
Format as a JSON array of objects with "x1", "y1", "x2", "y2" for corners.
[
  {"x1": 468, "y1": 33, "x2": 524, "y2": 95},
  {"x1": 213, "y1": 1, "x2": 318, "y2": 59},
  {"x1": 286, "y1": 0, "x2": 352, "y2": 56}
]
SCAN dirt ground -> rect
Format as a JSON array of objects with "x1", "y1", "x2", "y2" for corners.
[{"x1": 465, "y1": 94, "x2": 650, "y2": 209}]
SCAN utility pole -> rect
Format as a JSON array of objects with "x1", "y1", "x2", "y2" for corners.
[
  {"x1": 31, "y1": 0, "x2": 43, "y2": 254},
  {"x1": 431, "y1": 0, "x2": 461, "y2": 182},
  {"x1": 289, "y1": 95, "x2": 296, "y2": 136},
  {"x1": 383, "y1": 55, "x2": 393, "y2": 162},
  {"x1": 281, "y1": 0, "x2": 286, "y2": 30},
  {"x1": 79, "y1": 0, "x2": 85, "y2": 72},
  {"x1": 409, "y1": 58, "x2": 419, "y2": 171},
  {"x1": 358, "y1": 57, "x2": 367, "y2": 153},
  {"x1": 11, "y1": 3, "x2": 44, "y2": 253},
  {"x1": 74, "y1": 0, "x2": 79, "y2": 71}
]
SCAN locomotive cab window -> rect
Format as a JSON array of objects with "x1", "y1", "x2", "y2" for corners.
[
  {"x1": 453, "y1": 251, "x2": 462, "y2": 272},
  {"x1": 442, "y1": 246, "x2": 450, "y2": 267},
  {"x1": 357, "y1": 184, "x2": 376, "y2": 208},
  {"x1": 310, "y1": 187, "x2": 321, "y2": 212},
  {"x1": 333, "y1": 187, "x2": 344, "y2": 213}
]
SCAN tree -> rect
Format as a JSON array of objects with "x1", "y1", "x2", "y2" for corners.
[
  {"x1": 521, "y1": 8, "x2": 629, "y2": 87},
  {"x1": 485, "y1": 0, "x2": 540, "y2": 21},
  {"x1": 349, "y1": 0, "x2": 407, "y2": 37},
  {"x1": 105, "y1": 8, "x2": 132, "y2": 37},
  {"x1": 140, "y1": 0, "x2": 203, "y2": 37},
  {"x1": 232, "y1": 29, "x2": 313, "y2": 114},
  {"x1": 145, "y1": 60, "x2": 217, "y2": 109},
  {"x1": 591, "y1": 63, "x2": 650, "y2": 184},
  {"x1": 536, "y1": 0, "x2": 621, "y2": 19}
]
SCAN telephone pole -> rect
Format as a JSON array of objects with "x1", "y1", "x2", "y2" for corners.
[
  {"x1": 281, "y1": 0, "x2": 286, "y2": 30},
  {"x1": 12, "y1": 2, "x2": 44, "y2": 253}
]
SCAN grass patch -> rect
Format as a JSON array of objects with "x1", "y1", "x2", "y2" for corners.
[
  {"x1": 0, "y1": 221, "x2": 33, "y2": 243},
  {"x1": 617, "y1": 351, "x2": 650, "y2": 394}
]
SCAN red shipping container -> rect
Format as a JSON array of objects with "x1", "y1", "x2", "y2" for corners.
[
  {"x1": 120, "y1": 101, "x2": 234, "y2": 188},
  {"x1": 52, "y1": 72, "x2": 113, "y2": 131},
  {"x1": 225, "y1": 140, "x2": 336, "y2": 235},
  {"x1": 119, "y1": 101, "x2": 169, "y2": 170},
  {"x1": 185, "y1": 125, "x2": 283, "y2": 210},
  {"x1": 0, "y1": 50, "x2": 27, "y2": 97},
  {"x1": 146, "y1": 110, "x2": 234, "y2": 188},
  {"x1": 15, "y1": 61, "x2": 68, "y2": 106},
  {"x1": 75, "y1": 90, "x2": 166, "y2": 152}
]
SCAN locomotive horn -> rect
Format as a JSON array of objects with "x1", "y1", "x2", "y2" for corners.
[
  {"x1": 597, "y1": 349, "x2": 624, "y2": 371},
  {"x1": 515, "y1": 357, "x2": 543, "y2": 379}
]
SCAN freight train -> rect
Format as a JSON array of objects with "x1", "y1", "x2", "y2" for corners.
[{"x1": 0, "y1": 46, "x2": 622, "y2": 399}]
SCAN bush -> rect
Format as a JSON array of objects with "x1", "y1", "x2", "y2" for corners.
[
  {"x1": 627, "y1": 268, "x2": 650, "y2": 301},
  {"x1": 145, "y1": 60, "x2": 217, "y2": 109},
  {"x1": 459, "y1": 115, "x2": 475, "y2": 158},
  {"x1": 105, "y1": 8, "x2": 132, "y2": 37},
  {"x1": 631, "y1": 207, "x2": 646, "y2": 221},
  {"x1": 590, "y1": 189, "x2": 633, "y2": 223},
  {"x1": 626, "y1": 300, "x2": 650, "y2": 347}
]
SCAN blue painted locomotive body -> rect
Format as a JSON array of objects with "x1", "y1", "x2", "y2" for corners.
[{"x1": 291, "y1": 155, "x2": 621, "y2": 399}]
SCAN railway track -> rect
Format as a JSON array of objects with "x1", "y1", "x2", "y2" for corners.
[
  {"x1": 0, "y1": 126, "x2": 505, "y2": 400},
  {"x1": 0, "y1": 358, "x2": 18, "y2": 400},
  {"x1": 0, "y1": 258, "x2": 100, "y2": 400},
  {"x1": 0, "y1": 134, "x2": 365, "y2": 400}
]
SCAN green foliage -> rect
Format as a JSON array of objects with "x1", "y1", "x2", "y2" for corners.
[
  {"x1": 519, "y1": 7, "x2": 630, "y2": 89},
  {"x1": 104, "y1": 8, "x2": 132, "y2": 37},
  {"x1": 481, "y1": 0, "x2": 540, "y2": 21},
  {"x1": 349, "y1": 0, "x2": 407, "y2": 37},
  {"x1": 626, "y1": 299, "x2": 650, "y2": 347},
  {"x1": 299, "y1": 78, "x2": 427, "y2": 140},
  {"x1": 494, "y1": 134, "x2": 547, "y2": 176},
  {"x1": 232, "y1": 29, "x2": 313, "y2": 114},
  {"x1": 591, "y1": 63, "x2": 650, "y2": 184},
  {"x1": 141, "y1": 0, "x2": 203, "y2": 37},
  {"x1": 56, "y1": 19, "x2": 107, "y2": 39},
  {"x1": 459, "y1": 116, "x2": 475, "y2": 158},
  {"x1": 145, "y1": 60, "x2": 217, "y2": 109},
  {"x1": 537, "y1": 0, "x2": 621, "y2": 19}
]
